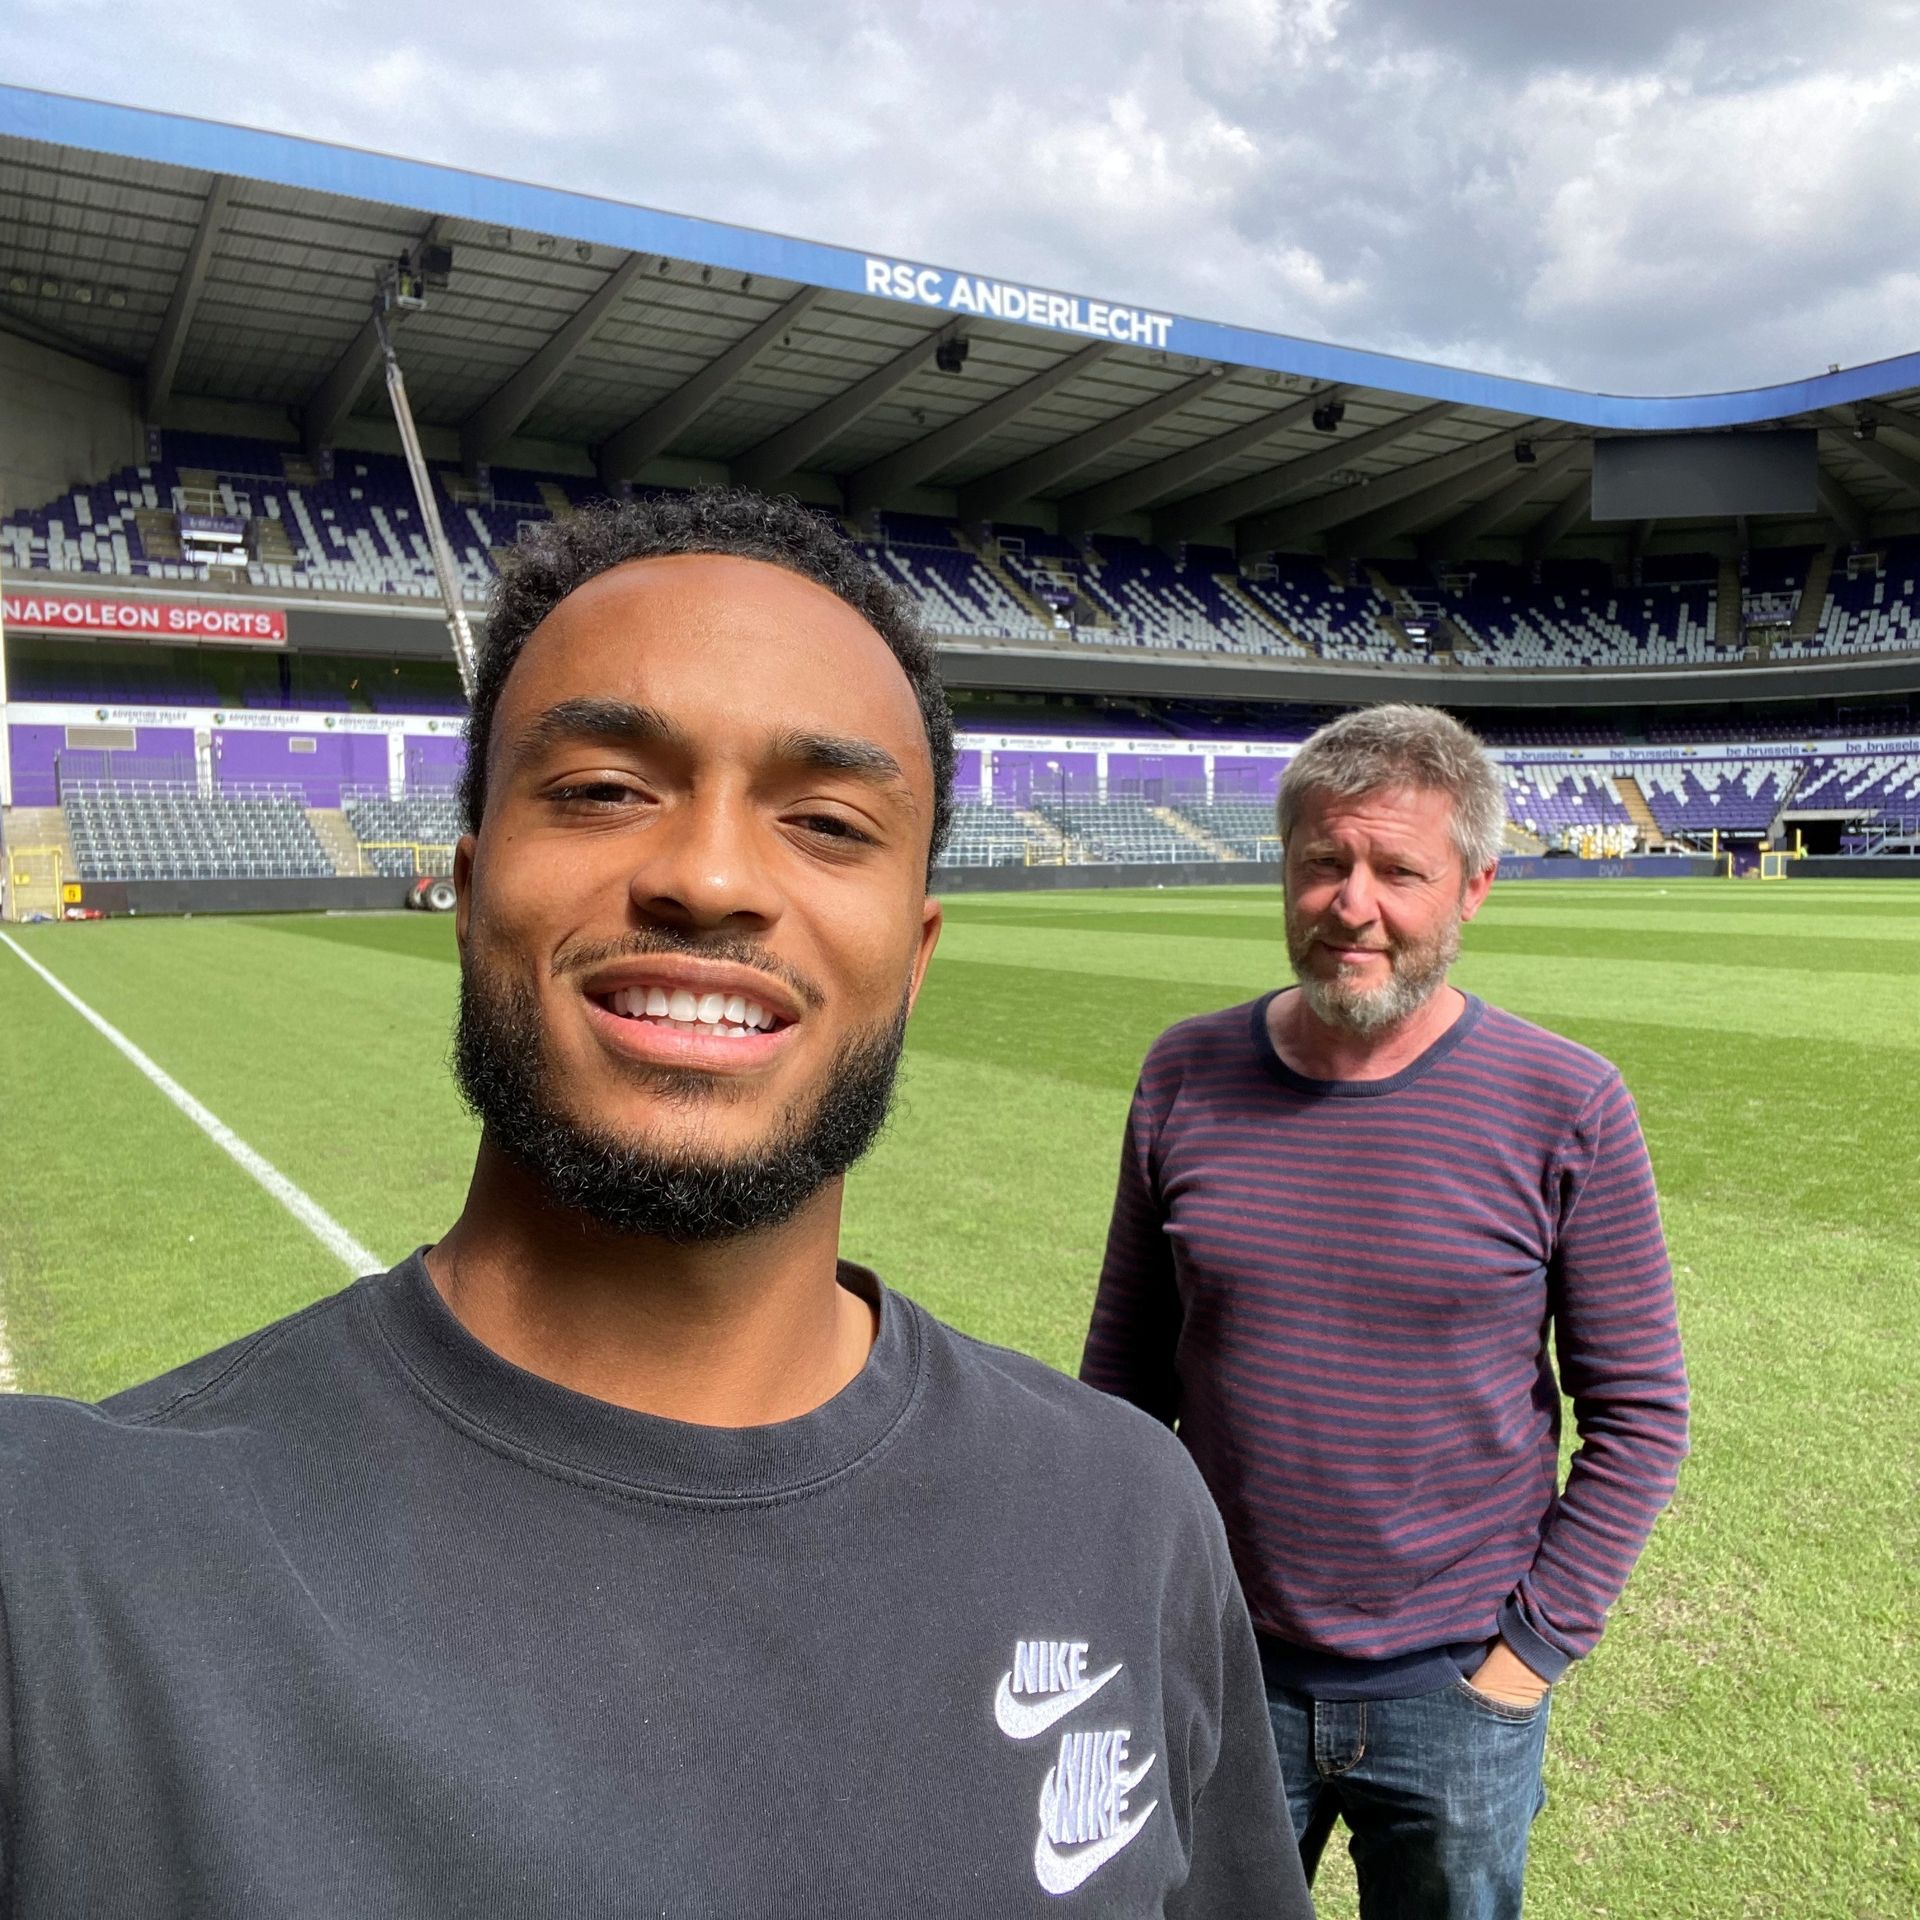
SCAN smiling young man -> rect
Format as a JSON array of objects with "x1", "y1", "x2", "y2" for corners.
[
  {"x1": 1081, "y1": 704, "x2": 1690, "y2": 1919},
  {"x1": 0, "y1": 490, "x2": 1311, "y2": 1919}
]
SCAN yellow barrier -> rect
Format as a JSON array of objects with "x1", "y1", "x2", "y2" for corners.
[
  {"x1": 5, "y1": 846, "x2": 64, "y2": 921},
  {"x1": 356, "y1": 841, "x2": 456, "y2": 878}
]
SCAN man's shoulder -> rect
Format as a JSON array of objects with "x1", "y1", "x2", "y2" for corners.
[
  {"x1": 909, "y1": 1299, "x2": 1220, "y2": 1513},
  {"x1": 1138, "y1": 995, "x2": 1268, "y2": 1084},
  {"x1": 0, "y1": 1282, "x2": 363, "y2": 1480},
  {"x1": 1466, "y1": 999, "x2": 1623, "y2": 1107},
  {"x1": 105, "y1": 1284, "x2": 362, "y2": 1423}
]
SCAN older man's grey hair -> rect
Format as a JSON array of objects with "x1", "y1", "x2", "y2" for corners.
[{"x1": 1277, "y1": 704, "x2": 1505, "y2": 879}]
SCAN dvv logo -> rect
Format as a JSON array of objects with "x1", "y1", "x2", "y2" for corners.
[
  {"x1": 993, "y1": 1639, "x2": 1121, "y2": 1741},
  {"x1": 1034, "y1": 1728, "x2": 1158, "y2": 1895}
]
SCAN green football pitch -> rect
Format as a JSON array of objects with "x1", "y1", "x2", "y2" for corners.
[{"x1": 2, "y1": 879, "x2": 1915, "y2": 1917}]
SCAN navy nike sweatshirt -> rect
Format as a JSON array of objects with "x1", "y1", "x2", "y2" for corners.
[{"x1": 0, "y1": 1254, "x2": 1311, "y2": 1917}]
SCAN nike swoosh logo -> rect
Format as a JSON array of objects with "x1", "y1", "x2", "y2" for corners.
[
  {"x1": 1032, "y1": 1759, "x2": 1160, "y2": 1897},
  {"x1": 992, "y1": 1663, "x2": 1122, "y2": 1740}
]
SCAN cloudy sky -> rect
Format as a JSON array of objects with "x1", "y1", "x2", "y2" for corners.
[{"x1": 15, "y1": 0, "x2": 1920, "y2": 395}]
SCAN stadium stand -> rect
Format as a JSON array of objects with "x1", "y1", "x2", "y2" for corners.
[
  {"x1": 1444, "y1": 579, "x2": 1721, "y2": 668},
  {"x1": 1791, "y1": 750, "x2": 1920, "y2": 817},
  {"x1": 1635, "y1": 760, "x2": 1797, "y2": 837},
  {"x1": 341, "y1": 792, "x2": 463, "y2": 876},
  {"x1": 1501, "y1": 766, "x2": 1637, "y2": 847},
  {"x1": 1171, "y1": 800, "x2": 1284, "y2": 858},
  {"x1": 1029, "y1": 796, "x2": 1208, "y2": 864},
  {"x1": 936, "y1": 802, "x2": 1046, "y2": 869},
  {"x1": 62, "y1": 786, "x2": 334, "y2": 882},
  {"x1": 1774, "y1": 543, "x2": 1920, "y2": 659},
  {"x1": 11, "y1": 433, "x2": 1920, "y2": 673},
  {"x1": 26, "y1": 728, "x2": 1920, "y2": 884},
  {"x1": 1236, "y1": 563, "x2": 1402, "y2": 663},
  {"x1": 13, "y1": 439, "x2": 1920, "y2": 887}
]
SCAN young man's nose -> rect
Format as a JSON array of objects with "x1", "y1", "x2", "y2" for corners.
[{"x1": 628, "y1": 788, "x2": 783, "y2": 931}]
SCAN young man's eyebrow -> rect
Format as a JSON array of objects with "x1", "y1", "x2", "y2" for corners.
[
  {"x1": 509, "y1": 704, "x2": 917, "y2": 812},
  {"x1": 510, "y1": 698, "x2": 687, "y2": 766},
  {"x1": 771, "y1": 728, "x2": 913, "y2": 795}
]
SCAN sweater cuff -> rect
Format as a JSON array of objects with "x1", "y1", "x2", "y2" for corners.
[{"x1": 1497, "y1": 1597, "x2": 1575, "y2": 1684}]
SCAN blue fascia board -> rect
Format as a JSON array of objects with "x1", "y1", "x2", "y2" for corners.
[{"x1": 7, "y1": 82, "x2": 1919, "y2": 433}]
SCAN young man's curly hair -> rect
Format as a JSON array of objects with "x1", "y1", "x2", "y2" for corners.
[{"x1": 460, "y1": 488, "x2": 956, "y2": 878}]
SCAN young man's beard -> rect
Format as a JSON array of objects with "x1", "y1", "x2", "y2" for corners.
[
  {"x1": 452, "y1": 955, "x2": 909, "y2": 1243},
  {"x1": 1285, "y1": 908, "x2": 1461, "y2": 1037}
]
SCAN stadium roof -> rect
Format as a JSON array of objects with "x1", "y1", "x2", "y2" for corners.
[{"x1": 6, "y1": 82, "x2": 1920, "y2": 560}]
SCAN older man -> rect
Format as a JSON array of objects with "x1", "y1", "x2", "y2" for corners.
[{"x1": 1082, "y1": 703, "x2": 1688, "y2": 1918}]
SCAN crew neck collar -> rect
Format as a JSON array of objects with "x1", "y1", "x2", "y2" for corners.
[
  {"x1": 1252, "y1": 987, "x2": 1485, "y2": 1098},
  {"x1": 360, "y1": 1250, "x2": 923, "y2": 1506}
]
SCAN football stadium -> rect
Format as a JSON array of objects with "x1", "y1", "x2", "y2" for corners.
[{"x1": 2, "y1": 80, "x2": 1917, "y2": 1918}]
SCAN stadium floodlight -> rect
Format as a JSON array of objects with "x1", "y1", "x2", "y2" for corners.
[
  {"x1": 935, "y1": 337, "x2": 970, "y2": 374},
  {"x1": 1311, "y1": 400, "x2": 1346, "y2": 433}
]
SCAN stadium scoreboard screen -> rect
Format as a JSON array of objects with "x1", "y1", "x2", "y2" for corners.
[{"x1": 1590, "y1": 429, "x2": 1818, "y2": 520}]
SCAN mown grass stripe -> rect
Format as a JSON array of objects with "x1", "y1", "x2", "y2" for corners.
[{"x1": 0, "y1": 932, "x2": 383, "y2": 1278}]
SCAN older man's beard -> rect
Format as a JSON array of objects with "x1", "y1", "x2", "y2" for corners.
[
  {"x1": 451, "y1": 947, "x2": 909, "y2": 1242},
  {"x1": 1285, "y1": 904, "x2": 1462, "y2": 1036}
]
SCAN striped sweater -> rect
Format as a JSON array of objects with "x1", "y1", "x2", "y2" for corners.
[{"x1": 1081, "y1": 991, "x2": 1688, "y2": 1694}]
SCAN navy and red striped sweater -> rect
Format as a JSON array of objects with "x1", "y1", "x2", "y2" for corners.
[{"x1": 1081, "y1": 991, "x2": 1688, "y2": 1697}]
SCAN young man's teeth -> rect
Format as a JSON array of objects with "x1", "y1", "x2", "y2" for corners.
[{"x1": 608, "y1": 987, "x2": 776, "y2": 1032}]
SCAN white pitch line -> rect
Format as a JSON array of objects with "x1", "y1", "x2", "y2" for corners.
[{"x1": 1, "y1": 931, "x2": 382, "y2": 1278}]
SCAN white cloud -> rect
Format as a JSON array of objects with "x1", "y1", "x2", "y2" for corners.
[{"x1": 9, "y1": 0, "x2": 1920, "y2": 395}]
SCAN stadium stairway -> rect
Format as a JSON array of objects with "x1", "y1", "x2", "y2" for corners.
[
  {"x1": 1366, "y1": 569, "x2": 1425, "y2": 652},
  {"x1": 253, "y1": 517, "x2": 297, "y2": 567},
  {"x1": 1215, "y1": 574, "x2": 1310, "y2": 654},
  {"x1": 1764, "y1": 765, "x2": 1808, "y2": 846},
  {"x1": 1715, "y1": 558, "x2": 1742, "y2": 649},
  {"x1": 1790, "y1": 547, "x2": 1834, "y2": 641},
  {"x1": 1613, "y1": 775, "x2": 1665, "y2": 849},
  {"x1": 134, "y1": 508, "x2": 182, "y2": 561},
  {"x1": 1155, "y1": 805, "x2": 1234, "y2": 860},
  {"x1": 961, "y1": 532, "x2": 1060, "y2": 633},
  {"x1": 306, "y1": 809, "x2": 364, "y2": 878},
  {"x1": 4, "y1": 807, "x2": 77, "y2": 919},
  {"x1": 1502, "y1": 821, "x2": 1547, "y2": 856},
  {"x1": 1015, "y1": 807, "x2": 1076, "y2": 864}
]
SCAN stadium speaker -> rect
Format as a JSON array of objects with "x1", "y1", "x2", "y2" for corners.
[
  {"x1": 1311, "y1": 401, "x2": 1346, "y2": 433},
  {"x1": 935, "y1": 337, "x2": 970, "y2": 374},
  {"x1": 1852, "y1": 417, "x2": 1878, "y2": 442},
  {"x1": 1514, "y1": 441, "x2": 1536, "y2": 465},
  {"x1": 412, "y1": 242, "x2": 455, "y2": 289}
]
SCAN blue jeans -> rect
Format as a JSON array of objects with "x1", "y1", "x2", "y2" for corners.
[{"x1": 1265, "y1": 1678, "x2": 1550, "y2": 1920}]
